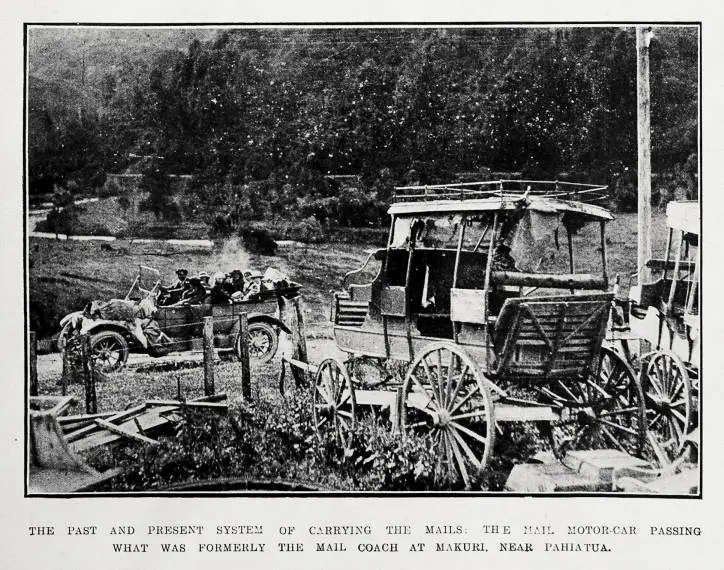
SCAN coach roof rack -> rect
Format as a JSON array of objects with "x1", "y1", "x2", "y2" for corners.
[{"x1": 393, "y1": 179, "x2": 608, "y2": 206}]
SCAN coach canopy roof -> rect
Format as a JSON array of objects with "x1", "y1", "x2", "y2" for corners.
[{"x1": 388, "y1": 194, "x2": 614, "y2": 221}]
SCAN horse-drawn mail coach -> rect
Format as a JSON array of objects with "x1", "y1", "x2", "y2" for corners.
[{"x1": 316, "y1": 180, "x2": 645, "y2": 487}]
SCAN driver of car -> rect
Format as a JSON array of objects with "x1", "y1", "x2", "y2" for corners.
[
  {"x1": 158, "y1": 268, "x2": 190, "y2": 306},
  {"x1": 175, "y1": 277, "x2": 208, "y2": 305}
]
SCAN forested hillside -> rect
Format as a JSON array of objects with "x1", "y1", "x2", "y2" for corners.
[{"x1": 28, "y1": 26, "x2": 698, "y2": 229}]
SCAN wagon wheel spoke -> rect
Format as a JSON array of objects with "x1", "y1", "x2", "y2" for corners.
[
  {"x1": 669, "y1": 379, "x2": 685, "y2": 401},
  {"x1": 332, "y1": 366, "x2": 341, "y2": 401},
  {"x1": 449, "y1": 384, "x2": 480, "y2": 415},
  {"x1": 442, "y1": 431, "x2": 457, "y2": 482},
  {"x1": 648, "y1": 413, "x2": 664, "y2": 431},
  {"x1": 338, "y1": 390, "x2": 352, "y2": 407},
  {"x1": 555, "y1": 380, "x2": 583, "y2": 404},
  {"x1": 646, "y1": 380, "x2": 665, "y2": 401},
  {"x1": 669, "y1": 398, "x2": 688, "y2": 409},
  {"x1": 598, "y1": 406, "x2": 640, "y2": 417},
  {"x1": 447, "y1": 364, "x2": 469, "y2": 410},
  {"x1": 421, "y1": 356, "x2": 442, "y2": 405},
  {"x1": 447, "y1": 429, "x2": 471, "y2": 488},
  {"x1": 436, "y1": 350, "x2": 445, "y2": 404},
  {"x1": 432, "y1": 431, "x2": 445, "y2": 478},
  {"x1": 535, "y1": 385, "x2": 565, "y2": 404},
  {"x1": 450, "y1": 427, "x2": 482, "y2": 468},
  {"x1": 669, "y1": 408, "x2": 687, "y2": 425},
  {"x1": 450, "y1": 420, "x2": 489, "y2": 446},
  {"x1": 593, "y1": 417, "x2": 639, "y2": 436},
  {"x1": 584, "y1": 378, "x2": 613, "y2": 401},
  {"x1": 316, "y1": 384, "x2": 334, "y2": 406},
  {"x1": 668, "y1": 415, "x2": 684, "y2": 442},
  {"x1": 600, "y1": 426, "x2": 628, "y2": 454},
  {"x1": 450, "y1": 411, "x2": 488, "y2": 421},
  {"x1": 409, "y1": 373, "x2": 436, "y2": 411}
]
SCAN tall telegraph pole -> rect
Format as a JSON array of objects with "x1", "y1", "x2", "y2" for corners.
[{"x1": 637, "y1": 26, "x2": 653, "y2": 282}]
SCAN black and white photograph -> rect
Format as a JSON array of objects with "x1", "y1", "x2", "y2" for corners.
[{"x1": 24, "y1": 23, "x2": 701, "y2": 497}]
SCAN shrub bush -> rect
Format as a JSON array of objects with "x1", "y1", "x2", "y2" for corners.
[
  {"x1": 238, "y1": 226, "x2": 278, "y2": 255},
  {"x1": 91, "y1": 386, "x2": 544, "y2": 492}
]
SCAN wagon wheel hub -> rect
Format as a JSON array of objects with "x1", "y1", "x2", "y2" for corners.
[
  {"x1": 576, "y1": 407, "x2": 596, "y2": 426},
  {"x1": 651, "y1": 397, "x2": 671, "y2": 414},
  {"x1": 432, "y1": 409, "x2": 451, "y2": 427}
]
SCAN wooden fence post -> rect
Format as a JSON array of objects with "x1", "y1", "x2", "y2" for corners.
[
  {"x1": 29, "y1": 332, "x2": 38, "y2": 397},
  {"x1": 202, "y1": 316, "x2": 215, "y2": 396},
  {"x1": 238, "y1": 313, "x2": 252, "y2": 401},
  {"x1": 61, "y1": 344, "x2": 70, "y2": 396},
  {"x1": 293, "y1": 297, "x2": 309, "y2": 369},
  {"x1": 80, "y1": 335, "x2": 97, "y2": 414},
  {"x1": 280, "y1": 295, "x2": 310, "y2": 388}
]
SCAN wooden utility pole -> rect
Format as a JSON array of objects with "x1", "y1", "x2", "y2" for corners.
[{"x1": 637, "y1": 26, "x2": 653, "y2": 283}]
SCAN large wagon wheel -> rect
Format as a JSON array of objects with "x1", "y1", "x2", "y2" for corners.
[
  {"x1": 401, "y1": 342, "x2": 495, "y2": 489},
  {"x1": 312, "y1": 358, "x2": 357, "y2": 449},
  {"x1": 540, "y1": 347, "x2": 646, "y2": 459},
  {"x1": 642, "y1": 351, "x2": 693, "y2": 466}
]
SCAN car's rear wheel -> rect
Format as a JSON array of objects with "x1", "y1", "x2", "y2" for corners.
[
  {"x1": 89, "y1": 331, "x2": 129, "y2": 373},
  {"x1": 236, "y1": 321, "x2": 279, "y2": 364}
]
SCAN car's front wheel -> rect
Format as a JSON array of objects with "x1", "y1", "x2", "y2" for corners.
[{"x1": 89, "y1": 330, "x2": 129, "y2": 373}]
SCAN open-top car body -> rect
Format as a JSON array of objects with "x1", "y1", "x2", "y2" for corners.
[{"x1": 59, "y1": 265, "x2": 301, "y2": 372}]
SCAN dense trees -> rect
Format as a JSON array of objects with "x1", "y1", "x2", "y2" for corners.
[{"x1": 28, "y1": 26, "x2": 698, "y2": 220}]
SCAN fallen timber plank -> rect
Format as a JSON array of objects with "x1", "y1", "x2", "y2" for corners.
[
  {"x1": 29, "y1": 395, "x2": 76, "y2": 416},
  {"x1": 94, "y1": 418, "x2": 160, "y2": 446},
  {"x1": 59, "y1": 411, "x2": 117, "y2": 424},
  {"x1": 71, "y1": 407, "x2": 177, "y2": 453},
  {"x1": 65, "y1": 404, "x2": 147, "y2": 443},
  {"x1": 195, "y1": 393, "x2": 228, "y2": 403},
  {"x1": 69, "y1": 395, "x2": 230, "y2": 453},
  {"x1": 145, "y1": 399, "x2": 228, "y2": 410}
]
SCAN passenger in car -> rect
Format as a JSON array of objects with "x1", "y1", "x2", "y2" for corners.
[
  {"x1": 175, "y1": 277, "x2": 208, "y2": 305},
  {"x1": 210, "y1": 272, "x2": 232, "y2": 304}
]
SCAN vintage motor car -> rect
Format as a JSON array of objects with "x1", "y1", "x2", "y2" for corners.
[{"x1": 58, "y1": 266, "x2": 301, "y2": 372}]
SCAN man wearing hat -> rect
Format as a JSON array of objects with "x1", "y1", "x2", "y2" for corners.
[
  {"x1": 178, "y1": 276, "x2": 208, "y2": 305},
  {"x1": 197, "y1": 271, "x2": 210, "y2": 287},
  {"x1": 242, "y1": 270, "x2": 263, "y2": 300},
  {"x1": 173, "y1": 268, "x2": 189, "y2": 289},
  {"x1": 158, "y1": 268, "x2": 190, "y2": 305}
]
